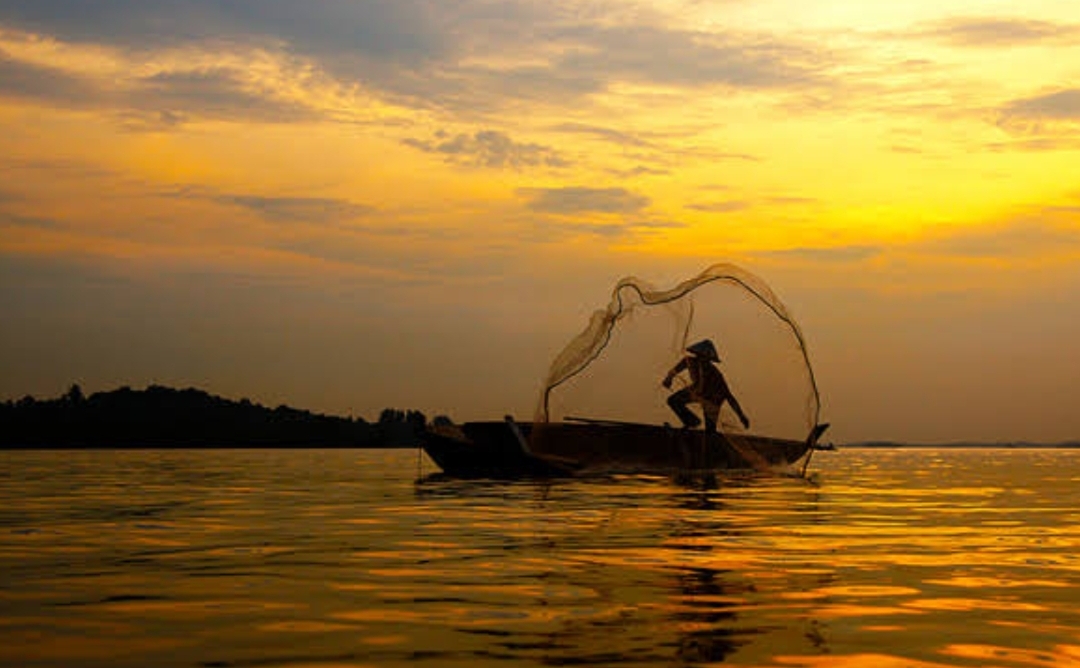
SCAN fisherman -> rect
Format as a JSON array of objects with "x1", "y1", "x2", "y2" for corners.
[{"x1": 662, "y1": 339, "x2": 750, "y2": 434}]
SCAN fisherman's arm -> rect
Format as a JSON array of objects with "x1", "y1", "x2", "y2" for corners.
[
  {"x1": 728, "y1": 393, "x2": 750, "y2": 429},
  {"x1": 662, "y1": 358, "x2": 688, "y2": 388}
]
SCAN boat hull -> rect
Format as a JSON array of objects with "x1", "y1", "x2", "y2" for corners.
[{"x1": 420, "y1": 420, "x2": 826, "y2": 478}]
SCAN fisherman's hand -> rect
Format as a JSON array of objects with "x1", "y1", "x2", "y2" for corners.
[
  {"x1": 662, "y1": 377, "x2": 672, "y2": 389},
  {"x1": 740, "y1": 415, "x2": 750, "y2": 429}
]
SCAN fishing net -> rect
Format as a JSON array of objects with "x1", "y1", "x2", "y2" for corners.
[{"x1": 531, "y1": 263, "x2": 821, "y2": 472}]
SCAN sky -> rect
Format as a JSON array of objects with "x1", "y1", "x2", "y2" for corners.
[{"x1": 1, "y1": 0, "x2": 1078, "y2": 443}]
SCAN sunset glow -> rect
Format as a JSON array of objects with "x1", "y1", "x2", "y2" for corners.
[{"x1": 2, "y1": 1, "x2": 1079, "y2": 442}]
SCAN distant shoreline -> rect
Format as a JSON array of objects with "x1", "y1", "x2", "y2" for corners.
[
  {"x1": 4, "y1": 384, "x2": 1077, "y2": 452},
  {"x1": 1, "y1": 384, "x2": 427, "y2": 450},
  {"x1": 0, "y1": 444, "x2": 416, "y2": 450},
  {"x1": 841, "y1": 442, "x2": 1080, "y2": 449},
  {"x1": 4, "y1": 443, "x2": 1078, "y2": 451}
]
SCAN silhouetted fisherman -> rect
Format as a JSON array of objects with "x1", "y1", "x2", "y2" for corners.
[{"x1": 662, "y1": 339, "x2": 750, "y2": 434}]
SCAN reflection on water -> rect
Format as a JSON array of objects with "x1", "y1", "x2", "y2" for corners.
[{"x1": 1, "y1": 448, "x2": 1079, "y2": 667}]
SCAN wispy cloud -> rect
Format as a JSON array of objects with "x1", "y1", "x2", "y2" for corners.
[
  {"x1": 759, "y1": 244, "x2": 884, "y2": 263},
  {"x1": 1001, "y1": 89, "x2": 1080, "y2": 122},
  {"x1": 402, "y1": 129, "x2": 568, "y2": 169},
  {"x1": 916, "y1": 218, "x2": 1080, "y2": 259},
  {"x1": 529, "y1": 217, "x2": 685, "y2": 240},
  {"x1": 0, "y1": 186, "x2": 20, "y2": 205},
  {"x1": 0, "y1": 1, "x2": 450, "y2": 64},
  {"x1": 687, "y1": 200, "x2": 750, "y2": 213},
  {"x1": 549, "y1": 123, "x2": 652, "y2": 148},
  {"x1": 518, "y1": 186, "x2": 650, "y2": 215},
  {"x1": 548, "y1": 24, "x2": 820, "y2": 91},
  {"x1": 997, "y1": 89, "x2": 1080, "y2": 138},
  {"x1": 766, "y1": 196, "x2": 818, "y2": 206},
  {"x1": 0, "y1": 0, "x2": 831, "y2": 116},
  {"x1": 0, "y1": 49, "x2": 99, "y2": 105},
  {"x1": 166, "y1": 187, "x2": 376, "y2": 224},
  {"x1": 132, "y1": 68, "x2": 317, "y2": 125},
  {"x1": 915, "y1": 16, "x2": 1079, "y2": 47},
  {"x1": 606, "y1": 165, "x2": 671, "y2": 178},
  {"x1": 213, "y1": 194, "x2": 376, "y2": 224},
  {"x1": 0, "y1": 211, "x2": 60, "y2": 230},
  {"x1": 0, "y1": 48, "x2": 322, "y2": 126},
  {"x1": 985, "y1": 137, "x2": 1080, "y2": 153},
  {"x1": 889, "y1": 145, "x2": 925, "y2": 155}
]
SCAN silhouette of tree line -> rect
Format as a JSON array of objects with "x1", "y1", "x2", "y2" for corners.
[{"x1": 0, "y1": 384, "x2": 432, "y2": 449}]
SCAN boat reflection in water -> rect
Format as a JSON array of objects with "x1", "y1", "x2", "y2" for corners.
[{"x1": 411, "y1": 472, "x2": 830, "y2": 666}]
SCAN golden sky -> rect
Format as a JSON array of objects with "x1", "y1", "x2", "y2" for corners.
[{"x1": 2, "y1": 1, "x2": 1079, "y2": 442}]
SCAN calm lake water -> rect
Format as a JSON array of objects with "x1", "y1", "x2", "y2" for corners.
[{"x1": 1, "y1": 448, "x2": 1079, "y2": 667}]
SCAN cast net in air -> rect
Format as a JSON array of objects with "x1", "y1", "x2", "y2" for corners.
[{"x1": 531, "y1": 263, "x2": 821, "y2": 472}]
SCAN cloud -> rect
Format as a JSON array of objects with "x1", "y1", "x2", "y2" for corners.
[
  {"x1": 916, "y1": 16, "x2": 1079, "y2": 47},
  {"x1": 1046, "y1": 205, "x2": 1080, "y2": 214},
  {"x1": 0, "y1": 212, "x2": 60, "y2": 230},
  {"x1": 402, "y1": 129, "x2": 568, "y2": 169},
  {"x1": 606, "y1": 165, "x2": 672, "y2": 178},
  {"x1": 760, "y1": 245, "x2": 884, "y2": 262},
  {"x1": 0, "y1": 49, "x2": 99, "y2": 105},
  {"x1": 985, "y1": 137, "x2": 1080, "y2": 152},
  {"x1": 549, "y1": 123, "x2": 652, "y2": 148},
  {"x1": 214, "y1": 195, "x2": 375, "y2": 223},
  {"x1": 687, "y1": 200, "x2": 750, "y2": 213},
  {"x1": 518, "y1": 187, "x2": 650, "y2": 215},
  {"x1": 997, "y1": 89, "x2": 1080, "y2": 137},
  {"x1": 0, "y1": 1, "x2": 829, "y2": 115},
  {"x1": 550, "y1": 24, "x2": 819, "y2": 91},
  {"x1": 132, "y1": 68, "x2": 318, "y2": 125},
  {"x1": 529, "y1": 217, "x2": 685, "y2": 241},
  {"x1": 166, "y1": 187, "x2": 376, "y2": 224},
  {"x1": 766, "y1": 196, "x2": 817, "y2": 205},
  {"x1": 626, "y1": 219, "x2": 686, "y2": 230},
  {"x1": 0, "y1": 48, "x2": 321, "y2": 125},
  {"x1": 1001, "y1": 89, "x2": 1080, "y2": 121},
  {"x1": 0, "y1": 1, "x2": 448, "y2": 64},
  {"x1": 916, "y1": 218, "x2": 1080, "y2": 259},
  {"x1": 764, "y1": 211, "x2": 1080, "y2": 265}
]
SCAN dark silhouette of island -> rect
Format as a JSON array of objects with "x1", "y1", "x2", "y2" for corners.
[{"x1": 0, "y1": 384, "x2": 434, "y2": 449}]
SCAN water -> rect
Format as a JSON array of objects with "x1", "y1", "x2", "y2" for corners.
[{"x1": 1, "y1": 448, "x2": 1079, "y2": 667}]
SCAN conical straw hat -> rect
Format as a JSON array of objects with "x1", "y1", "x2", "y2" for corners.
[{"x1": 686, "y1": 339, "x2": 720, "y2": 362}]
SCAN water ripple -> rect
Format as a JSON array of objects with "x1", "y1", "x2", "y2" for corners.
[{"x1": 0, "y1": 448, "x2": 1078, "y2": 667}]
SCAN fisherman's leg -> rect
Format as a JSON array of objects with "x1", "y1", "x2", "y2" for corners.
[
  {"x1": 702, "y1": 402, "x2": 720, "y2": 434},
  {"x1": 667, "y1": 389, "x2": 701, "y2": 428},
  {"x1": 702, "y1": 401, "x2": 743, "y2": 467},
  {"x1": 701, "y1": 402, "x2": 721, "y2": 468}
]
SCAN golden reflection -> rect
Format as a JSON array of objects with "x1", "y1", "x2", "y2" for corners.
[
  {"x1": 770, "y1": 653, "x2": 957, "y2": 667},
  {"x1": 860, "y1": 625, "x2": 905, "y2": 632},
  {"x1": 3, "y1": 450, "x2": 1080, "y2": 667},
  {"x1": 815, "y1": 585, "x2": 921, "y2": 597},
  {"x1": 927, "y1": 576, "x2": 1074, "y2": 589},
  {"x1": 905, "y1": 598, "x2": 1047, "y2": 612},
  {"x1": 359, "y1": 635, "x2": 408, "y2": 646},
  {"x1": 0, "y1": 634, "x2": 190, "y2": 663},
  {"x1": 941, "y1": 643, "x2": 1080, "y2": 667},
  {"x1": 94, "y1": 599, "x2": 300, "y2": 615},
  {"x1": 332, "y1": 606, "x2": 567, "y2": 626},
  {"x1": 814, "y1": 604, "x2": 922, "y2": 619},
  {"x1": 257, "y1": 621, "x2": 358, "y2": 633}
]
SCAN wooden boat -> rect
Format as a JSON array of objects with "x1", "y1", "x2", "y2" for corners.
[{"x1": 420, "y1": 417, "x2": 830, "y2": 478}]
